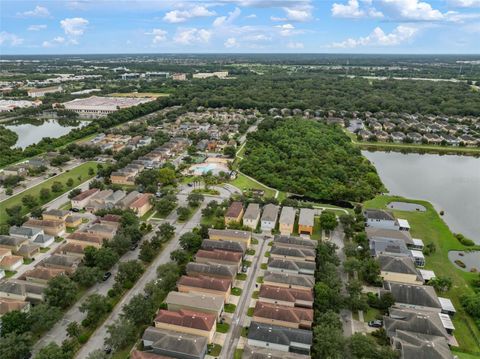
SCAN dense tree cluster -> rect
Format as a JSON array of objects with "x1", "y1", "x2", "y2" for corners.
[{"x1": 240, "y1": 118, "x2": 383, "y2": 202}]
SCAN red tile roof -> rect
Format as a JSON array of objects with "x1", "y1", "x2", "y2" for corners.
[
  {"x1": 130, "y1": 193, "x2": 152, "y2": 208},
  {"x1": 253, "y1": 301, "x2": 313, "y2": 324},
  {"x1": 154, "y1": 309, "x2": 215, "y2": 331},
  {"x1": 101, "y1": 214, "x2": 122, "y2": 223},
  {"x1": 195, "y1": 249, "x2": 242, "y2": 263},
  {"x1": 72, "y1": 188, "x2": 99, "y2": 201},
  {"x1": 225, "y1": 201, "x2": 243, "y2": 218},
  {"x1": 258, "y1": 285, "x2": 314, "y2": 303},
  {"x1": 67, "y1": 232, "x2": 103, "y2": 244},
  {"x1": 177, "y1": 275, "x2": 231, "y2": 292}
]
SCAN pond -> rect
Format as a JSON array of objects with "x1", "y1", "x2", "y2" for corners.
[
  {"x1": 448, "y1": 251, "x2": 480, "y2": 272},
  {"x1": 5, "y1": 119, "x2": 89, "y2": 149},
  {"x1": 363, "y1": 150, "x2": 480, "y2": 244}
]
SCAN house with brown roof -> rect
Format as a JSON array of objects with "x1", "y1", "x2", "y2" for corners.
[
  {"x1": 208, "y1": 228, "x2": 251, "y2": 247},
  {"x1": 71, "y1": 188, "x2": 99, "y2": 209},
  {"x1": 270, "y1": 246, "x2": 316, "y2": 262},
  {"x1": 24, "y1": 219, "x2": 66, "y2": 237},
  {"x1": 38, "y1": 254, "x2": 81, "y2": 272},
  {"x1": 66, "y1": 232, "x2": 104, "y2": 248},
  {"x1": 0, "y1": 298, "x2": 30, "y2": 318},
  {"x1": 42, "y1": 209, "x2": 70, "y2": 222},
  {"x1": 258, "y1": 285, "x2": 313, "y2": 308},
  {"x1": 263, "y1": 271, "x2": 315, "y2": 290},
  {"x1": 65, "y1": 215, "x2": 82, "y2": 228},
  {"x1": 165, "y1": 291, "x2": 224, "y2": 318},
  {"x1": 224, "y1": 201, "x2": 244, "y2": 225},
  {"x1": 186, "y1": 262, "x2": 237, "y2": 281},
  {"x1": 243, "y1": 203, "x2": 261, "y2": 230},
  {"x1": 195, "y1": 249, "x2": 242, "y2": 271},
  {"x1": 86, "y1": 223, "x2": 117, "y2": 240},
  {"x1": 22, "y1": 267, "x2": 66, "y2": 285},
  {"x1": 242, "y1": 344, "x2": 310, "y2": 359},
  {"x1": 253, "y1": 301, "x2": 313, "y2": 330},
  {"x1": 0, "y1": 248, "x2": 23, "y2": 271},
  {"x1": 154, "y1": 309, "x2": 216, "y2": 343},
  {"x1": 56, "y1": 242, "x2": 88, "y2": 258},
  {"x1": 129, "y1": 193, "x2": 153, "y2": 217},
  {"x1": 176, "y1": 275, "x2": 231, "y2": 302}
]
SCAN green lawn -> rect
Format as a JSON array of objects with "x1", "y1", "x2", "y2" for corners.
[
  {"x1": 231, "y1": 287, "x2": 242, "y2": 296},
  {"x1": 216, "y1": 323, "x2": 230, "y2": 333},
  {"x1": 140, "y1": 208, "x2": 155, "y2": 222},
  {"x1": 236, "y1": 273, "x2": 247, "y2": 281},
  {"x1": 256, "y1": 276, "x2": 264, "y2": 284},
  {"x1": 311, "y1": 217, "x2": 323, "y2": 240},
  {"x1": 23, "y1": 258, "x2": 34, "y2": 265},
  {"x1": 364, "y1": 195, "x2": 480, "y2": 354},
  {"x1": 251, "y1": 238, "x2": 258, "y2": 245},
  {"x1": 234, "y1": 349, "x2": 244, "y2": 359},
  {"x1": 5, "y1": 270, "x2": 16, "y2": 278},
  {"x1": 260, "y1": 263, "x2": 267, "y2": 270},
  {"x1": 363, "y1": 307, "x2": 382, "y2": 322},
  {"x1": 452, "y1": 350, "x2": 480, "y2": 359},
  {"x1": 252, "y1": 291, "x2": 259, "y2": 299},
  {"x1": 0, "y1": 161, "x2": 98, "y2": 225},
  {"x1": 229, "y1": 172, "x2": 276, "y2": 198},
  {"x1": 224, "y1": 303, "x2": 237, "y2": 313},
  {"x1": 207, "y1": 344, "x2": 222, "y2": 356},
  {"x1": 247, "y1": 307, "x2": 255, "y2": 317}
]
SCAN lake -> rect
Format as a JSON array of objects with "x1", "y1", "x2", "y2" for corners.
[
  {"x1": 5, "y1": 119, "x2": 89, "y2": 149},
  {"x1": 362, "y1": 150, "x2": 480, "y2": 244}
]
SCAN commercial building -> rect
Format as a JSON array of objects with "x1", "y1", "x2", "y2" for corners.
[{"x1": 27, "y1": 85, "x2": 62, "y2": 98}]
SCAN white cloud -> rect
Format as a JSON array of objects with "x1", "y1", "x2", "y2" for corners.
[
  {"x1": 287, "y1": 41, "x2": 304, "y2": 48},
  {"x1": 213, "y1": 7, "x2": 241, "y2": 27},
  {"x1": 332, "y1": 0, "x2": 383, "y2": 18},
  {"x1": 224, "y1": 37, "x2": 239, "y2": 47},
  {"x1": 17, "y1": 5, "x2": 50, "y2": 18},
  {"x1": 275, "y1": 23, "x2": 296, "y2": 36},
  {"x1": 245, "y1": 14, "x2": 257, "y2": 18},
  {"x1": 377, "y1": 0, "x2": 444, "y2": 21},
  {"x1": 145, "y1": 29, "x2": 168, "y2": 44},
  {"x1": 28, "y1": 24, "x2": 47, "y2": 31},
  {"x1": 163, "y1": 6, "x2": 215, "y2": 23},
  {"x1": 331, "y1": 25, "x2": 418, "y2": 48},
  {"x1": 243, "y1": 33, "x2": 271, "y2": 41},
  {"x1": 282, "y1": 5, "x2": 313, "y2": 21},
  {"x1": 0, "y1": 32, "x2": 24, "y2": 46},
  {"x1": 42, "y1": 36, "x2": 66, "y2": 48},
  {"x1": 447, "y1": 0, "x2": 480, "y2": 7},
  {"x1": 174, "y1": 28, "x2": 212, "y2": 45},
  {"x1": 60, "y1": 17, "x2": 89, "y2": 36}
]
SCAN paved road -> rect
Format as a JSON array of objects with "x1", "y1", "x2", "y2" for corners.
[
  {"x1": 220, "y1": 234, "x2": 269, "y2": 359},
  {"x1": 75, "y1": 200, "x2": 209, "y2": 359}
]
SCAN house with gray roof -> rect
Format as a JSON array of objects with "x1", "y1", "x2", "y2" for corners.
[
  {"x1": 9, "y1": 226, "x2": 43, "y2": 240},
  {"x1": 201, "y1": 239, "x2": 246, "y2": 255},
  {"x1": 366, "y1": 227, "x2": 414, "y2": 247},
  {"x1": 370, "y1": 238, "x2": 412, "y2": 258},
  {"x1": 279, "y1": 207, "x2": 296, "y2": 235},
  {"x1": 263, "y1": 271, "x2": 315, "y2": 290},
  {"x1": 243, "y1": 203, "x2": 261, "y2": 230},
  {"x1": 242, "y1": 344, "x2": 310, "y2": 359},
  {"x1": 385, "y1": 307, "x2": 450, "y2": 339},
  {"x1": 165, "y1": 291, "x2": 224, "y2": 318},
  {"x1": 298, "y1": 208, "x2": 315, "y2": 235},
  {"x1": 379, "y1": 255, "x2": 423, "y2": 285},
  {"x1": 142, "y1": 326, "x2": 208, "y2": 359},
  {"x1": 270, "y1": 246, "x2": 316, "y2": 262},
  {"x1": 261, "y1": 204, "x2": 279, "y2": 231},
  {"x1": 390, "y1": 330, "x2": 453, "y2": 359},
  {"x1": 382, "y1": 282, "x2": 442, "y2": 312},
  {"x1": 273, "y1": 236, "x2": 316, "y2": 250},
  {"x1": 267, "y1": 258, "x2": 316, "y2": 276},
  {"x1": 364, "y1": 209, "x2": 397, "y2": 230},
  {"x1": 186, "y1": 262, "x2": 237, "y2": 280},
  {"x1": 247, "y1": 321, "x2": 312, "y2": 355}
]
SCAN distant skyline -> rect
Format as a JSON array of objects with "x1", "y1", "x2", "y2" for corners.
[{"x1": 1, "y1": 0, "x2": 480, "y2": 55}]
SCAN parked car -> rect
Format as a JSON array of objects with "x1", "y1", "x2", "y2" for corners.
[
  {"x1": 130, "y1": 243, "x2": 138, "y2": 251},
  {"x1": 70, "y1": 208, "x2": 80, "y2": 212},
  {"x1": 102, "y1": 272, "x2": 112, "y2": 281},
  {"x1": 368, "y1": 320, "x2": 383, "y2": 328}
]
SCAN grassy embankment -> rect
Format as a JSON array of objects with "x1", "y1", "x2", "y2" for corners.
[
  {"x1": 0, "y1": 162, "x2": 98, "y2": 225},
  {"x1": 364, "y1": 195, "x2": 480, "y2": 355}
]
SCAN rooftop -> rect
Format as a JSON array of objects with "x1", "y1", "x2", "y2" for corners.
[
  {"x1": 279, "y1": 206, "x2": 296, "y2": 225},
  {"x1": 154, "y1": 309, "x2": 216, "y2": 331}
]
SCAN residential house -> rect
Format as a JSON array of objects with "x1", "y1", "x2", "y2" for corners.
[
  {"x1": 66, "y1": 232, "x2": 104, "y2": 248},
  {"x1": 253, "y1": 301, "x2": 313, "y2": 330},
  {"x1": 258, "y1": 285, "x2": 313, "y2": 309},
  {"x1": 165, "y1": 291, "x2": 224, "y2": 318},
  {"x1": 297, "y1": 208, "x2": 314, "y2": 236},
  {"x1": 176, "y1": 275, "x2": 231, "y2": 303},
  {"x1": 390, "y1": 330, "x2": 453, "y2": 359},
  {"x1": 261, "y1": 204, "x2": 279, "y2": 231},
  {"x1": 273, "y1": 236, "x2": 316, "y2": 250},
  {"x1": 247, "y1": 321, "x2": 312, "y2": 355},
  {"x1": 9, "y1": 226, "x2": 42, "y2": 241},
  {"x1": 242, "y1": 345, "x2": 310, "y2": 359},
  {"x1": 0, "y1": 248, "x2": 23, "y2": 271},
  {"x1": 42, "y1": 209, "x2": 70, "y2": 222},
  {"x1": 406, "y1": 132, "x2": 423, "y2": 143},
  {"x1": 154, "y1": 309, "x2": 216, "y2": 343},
  {"x1": 84, "y1": 190, "x2": 113, "y2": 212},
  {"x1": 423, "y1": 133, "x2": 443, "y2": 144},
  {"x1": 201, "y1": 239, "x2": 246, "y2": 255},
  {"x1": 22, "y1": 267, "x2": 66, "y2": 285},
  {"x1": 243, "y1": 203, "x2": 261, "y2": 230},
  {"x1": 0, "y1": 298, "x2": 30, "y2": 319},
  {"x1": 269, "y1": 246, "x2": 316, "y2": 262},
  {"x1": 0, "y1": 280, "x2": 46, "y2": 303},
  {"x1": 366, "y1": 227, "x2": 415, "y2": 248},
  {"x1": 110, "y1": 171, "x2": 136, "y2": 186},
  {"x1": 263, "y1": 271, "x2": 315, "y2": 290},
  {"x1": 267, "y1": 258, "x2": 316, "y2": 276},
  {"x1": 129, "y1": 193, "x2": 153, "y2": 217},
  {"x1": 0, "y1": 235, "x2": 40, "y2": 259},
  {"x1": 195, "y1": 249, "x2": 242, "y2": 272},
  {"x1": 224, "y1": 201, "x2": 244, "y2": 225},
  {"x1": 279, "y1": 207, "x2": 296, "y2": 235},
  {"x1": 370, "y1": 237, "x2": 412, "y2": 258},
  {"x1": 208, "y1": 229, "x2": 251, "y2": 247},
  {"x1": 382, "y1": 282, "x2": 445, "y2": 313},
  {"x1": 378, "y1": 255, "x2": 423, "y2": 285},
  {"x1": 364, "y1": 209, "x2": 397, "y2": 230},
  {"x1": 117, "y1": 190, "x2": 141, "y2": 209},
  {"x1": 65, "y1": 215, "x2": 82, "y2": 228},
  {"x1": 38, "y1": 254, "x2": 81, "y2": 272},
  {"x1": 56, "y1": 242, "x2": 88, "y2": 258},
  {"x1": 391, "y1": 132, "x2": 406, "y2": 143},
  {"x1": 71, "y1": 188, "x2": 99, "y2": 209},
  {"x1": 141, "y1": 326, "x2": 208, "y2": 359},
  {"x1": 23, "y1": 219, "x2": 65, "y2": 237},
  {"x1": 86, "y1": 223, "x2": 117, "y2": 240},
  {"x1": 186, "y1": 262, "x2": 237, "y2": 281}
]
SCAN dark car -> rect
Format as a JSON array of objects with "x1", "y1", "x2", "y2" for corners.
[
  {"x1": 368, "y1": 320, "x2": 383, "y2": 328},
  {"x1": 70, "y1": 208, "x2": 80, "y2": 212},
  {"x1": 187, "y1": 183, "x2": 193, "y2": 187},
  {"x1": 102, "y1": 272, "x2": 112, "y2": 281},
  {"x1": 104, "y1": 346, "x2": 112, "y2": 354},
  {"x1": 130, "y1": 243, "x2": 138, "y2": 251}
]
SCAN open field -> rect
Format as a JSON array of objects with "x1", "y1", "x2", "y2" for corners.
[
  {"x1": 229, "y1": 173, "x2": 277, "y2": 199},
  {"x1": 0, "y1": 162, "x2": 97, "y2": 225},
  {"x1": 108, "y1": 92, "x2": 169, "y2": 98},
  {"x1": 364, "y1": 195, "x2": 480, "y2": 355}
]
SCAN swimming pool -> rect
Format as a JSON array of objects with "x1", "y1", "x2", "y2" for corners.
[{"x1": 189, "y1": 162, "x2": 229, "y2": 176}]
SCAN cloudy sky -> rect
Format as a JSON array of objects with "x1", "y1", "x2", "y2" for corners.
[{"x1": 1, "y1": 0, "x2": 480, "y2": 54}]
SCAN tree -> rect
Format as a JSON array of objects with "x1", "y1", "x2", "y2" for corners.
[
  {"x1": 157, "y1": 167, "x2": 176, "y2": 185},
  {"x1": 179, "y1": 232, "x2": 202, "y2": 253},
  {"x1": 461, "y1": 293, "x2": 480, "y2": 318},
  {"x1": 72, "y1": 266, "x2": 102, "y2": 287},
  {"x1": 122, "y1": 293, "x2": 156, "y2": 325},
  {"x1": 346, "y1": 333, "x2": 398, "y2": 359},
  {"x1": 94, "y1": 247, "x2": 119, "y2": 271},
  {"x1": 68, "y1": 188, "x2": 82, "y2": 199},
  {"x1": 66, "y1": 178, "x2": 74, "y2": 187},
  {"x1": 107, "y1": 232, "x2": 132, "y2": 256},
  {"x1": 139, "y1": 241, "x2": 157, "y2": 263},
  {"x1": 79, "y1": 294, "x2": 112, "y2": 327},
  {"x1": 158, "y1": 222, "x2": 175, "y2": 240},
  {"x1": 30, "y1": 207, "x2": 44, "y2": 218},
  {"x1": 0, "y1": 310, "x2": 29, "y2": 336},
  {"x1": 66, "y1": 321, "x2": 81, "y2": 339},
  {"x1": 0, "y1": 332, "x2": 32, "y2": 359},
  {"x1": 35, "y1": 342, "x2": 67, "y2": 359},
  {"x1": 105, "y1": 318, "x2": 137, "y2": 352},
  {"x1": 45, "y1": 276, "x2": 78, "y2": 309},
  {"x1": 88, "y1": 167, "x2": 95, "y2": 176},
  {"x1": 114, "y1": 260, "x2": 144, "y2": 290},
  {"x1": 312, "y1": 313, "x2": 345, "y2": 359},
  {"x1": 177, "y1": 206, "x2": 191, "y2": 221},
  {"x1": 170, "y1": 249, "x2": 191, "y2": 266},
  {"x1": 21, "y1": 194, "x2": 38, "y2": 209},
  {"x1": 187, "y1": 192, "x2": 204, "y2": 207},
  {"x1": 51, "y1": 181, "x2": 64, "y2": 193},
  {"x1": 86, "y1": 349, "x2": 109, "y2": 359},
  {"x1": 40, "y1": 188, "x2": 51, "y2": 200},
  {"x1": 360, "y1": 258, "x2": 381, "y2": 285},
  {"x1": 28, "y1": 304, "x2": 61, "y2": 335},
  {"x1": 155, "y1": 194, "x2": 177, "y2": 216},
  {"x1": 223, "y1": 145, "x2": 236, "y2": 158},
  {"x1": 5, "y1": 205, "x2": 27, "y2": 227},
  {"x1": 429, "y1": 276, "x2": 453, "y2": 293},
  {"x1": 320, "y1": 211, "x2": 338, "y2": 233}
]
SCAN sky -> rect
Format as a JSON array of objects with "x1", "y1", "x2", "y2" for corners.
[{"x1": 1, "y1": 0, "x2": 480, "y2": 55}]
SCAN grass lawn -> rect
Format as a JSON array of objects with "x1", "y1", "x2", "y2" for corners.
[
  {"x1": 23, "y1": 258, "x2": 34, "y2": 265},
  {"x1": 252, "y1": 291, "x2": 259, "y2": 299},
  {"x1": 39, "y1": 247, "x2": 50, "y2": 253},
  {"x1": 311, "y1": 217, "x2": 323, "y2": 240},
  {"x1": 207, "y1": 344, "x2": 222, "y2": 356},
  {"x1": 256, "y1": 276, "x2": 264, "y2": 284},
  {"x1": 247, "y1": 307, "x2": 255, "y2": 317},
  {"x1": 229, "y1": 173, "x2": 276, "y2": 199},
  {"x1": 59, "y1": 202, "x2": 71, "y2": 210},
  {"x1": 364, "y1": 195, "x2": 480, "y2": 354},
  {"x1": 231, "y1": 287, "x2": 242, "y2": 296},
  {"x1": 246, "y1": 248, "x2": 255, "y2": 256},
  {"x1": 5, "y1": 270, "x2": 16, "y2": 278},
  {"x1": 234, "y1": 349, "x2": 244, "y2": 359},
  {"x1": 66, "y1": 227, "x2": 76, "y2": 233},
  {"x1": 452, "y1": 350, "x2": 480, "y2": 359},
  {"x1": 251, "y1": 238, "x2": 259, "y2": 245},
  {"x1": 243, "y1": 260, "x2": 252, "y2": 267},
  {"x1": 363, "y1": 307, "x2": 382, "y2": 322},
  {"x1": 216, "y1": 323, "x2": 230, "y2": 333},
  {"x1": 236, "y1": 273, "x2": 247, "y2": 281},
  {"x1": 224, "y1": 303, "x2": 237, "y2": 313},
  {"x1": 241, "y1": 326, "x2": 249, "y2": 337},
  {"x1": 192, "y1": 188, "x2": 220, "y2": 195},
  {"x1": 140, "y1": 208, "x2": 155, "y2": 222},
  {"x1": 260, "y1": 263, "x2": 267, "y2": 270},
  {"x1": 264, "y1": 251, "x2": 270, "y2": 257},
  {"x1": 0, "y1": 161, "x2": 98, "y2": 225}
]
